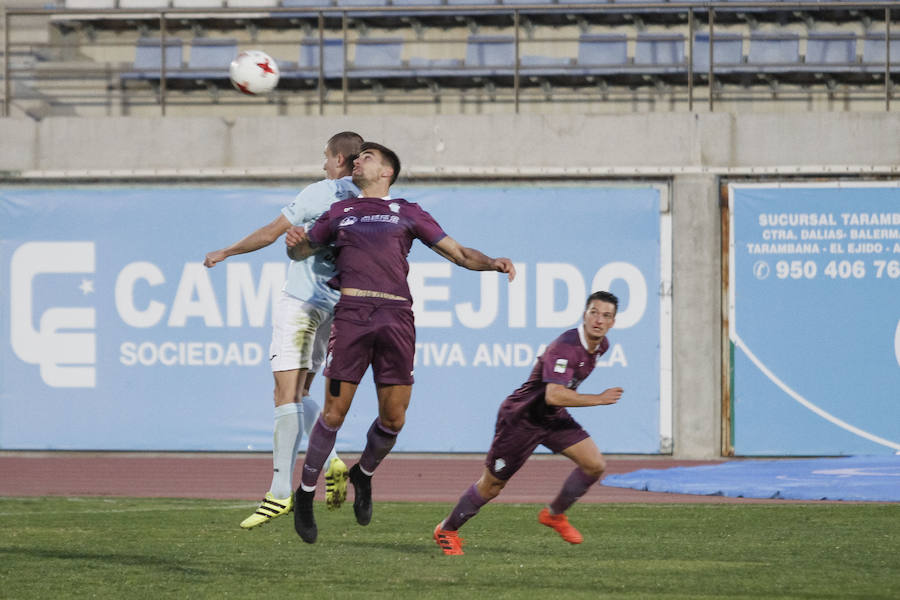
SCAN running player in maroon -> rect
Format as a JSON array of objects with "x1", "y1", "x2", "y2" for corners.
[
  {"x1": 285, "y1": 141, "x2": 517, "y2": 543},
  {"x1": 433, "y1": 291, "x2": 623, "y2": 555}
]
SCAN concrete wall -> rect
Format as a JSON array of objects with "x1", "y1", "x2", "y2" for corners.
[
  {"x1": 3, "y1": 113, "x2": 899, "y2": 174},
  {"x1": 2, "y1": 111, "x2": 899, "y2": 458}
]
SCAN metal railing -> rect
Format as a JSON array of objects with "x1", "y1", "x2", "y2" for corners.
[{"x1": 2, "y1": 2, "x2": 897, "y2": 117}]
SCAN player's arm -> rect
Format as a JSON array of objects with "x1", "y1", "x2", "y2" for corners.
[
  {"x1": 286, "y1": 237, "x2": 316, "y2": 261},
  {"x1": 286, "y1": 210, "x2": 331, "y2": 262},
  {"x1": 204, "y1": 214, "x2": 291, "y2": 268},
  {"x1": 431, "y1": 236, "x2": 516, "y2": 281},
  {"x1": 545, "y1": 383, "x2": 623, "y2": 407}
]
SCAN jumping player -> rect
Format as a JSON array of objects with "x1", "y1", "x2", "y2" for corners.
[
  {"x1": 433, "y1": 291, "x2": 624, "y2": 555},
  {"x1": 203, "y1": 131, "x2": 363, "y2": 528},
  {"x1": 285, "y1": 141, "x2": 517, "y2": 543}
]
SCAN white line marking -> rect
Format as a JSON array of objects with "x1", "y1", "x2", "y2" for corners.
[{"x1": 732, "y1": 332, "x2": 900, "y2": 453}]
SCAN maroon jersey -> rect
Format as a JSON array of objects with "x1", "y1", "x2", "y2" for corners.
[
  {"x1": 499, "y1": 326, "x2": 610, "y2": 424},
  {"x1": 307, "y1": 197, "x2": 447, "y2": 300}
]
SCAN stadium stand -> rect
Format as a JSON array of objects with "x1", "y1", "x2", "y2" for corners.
[
  {"x1": 692, "y1": 32, "x2": 744, "y2": 74},
  {"x1": 227, "y1": 0, "x2": 282, "y2": 6},
  {"x1": 174, "y1": 37, "x2": 237, "y2": 86},
  {"x1": 861, "y1": 32, "x2": 900, "y2": 67},
  {"x1": 121, "y1": 38, "x2": 185, "y2": 82},
  {"x1": 635, "y1": 32, "x2": 686, "y2": 68},
  {"x1": 747, "y1": 32, "x2": 801, "y2": 67},
  {"x1": 805, "y1": 31, "x2": 858, "y2": 67},
  {"x1": 290, "y1": 38, "x2": 344, "y2": 79},
  {"x1": 349, "y1": 37, "x2": 405, "y2": 83},
  {"x1": 577, "y1": 33, "x2": 629, "y2": 69},
  {"x1": 63, "y1": 0, "x2": 115, "y2": 7},
  {"x1": 119, "y1": 0, "x2": 170, "y2": 7},
  {"x1": 5, "y1": 2, "x2": 898, "y2": 116}
]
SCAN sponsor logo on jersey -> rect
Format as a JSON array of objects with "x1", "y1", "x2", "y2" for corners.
[
  {"x1": 554, "y1": 358, "x2": 568, "y2": 373},
  {"x1": 339, "y1": 216, "x2": 357, "y2": 227},
  {"x1": 360, "y1": 214, "x2": 400, "y2": 224}
]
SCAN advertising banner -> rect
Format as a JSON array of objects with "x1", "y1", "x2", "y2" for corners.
[
  {"x1": 729, "y1": 183, "x2": 900, "y2": 455},
  {"x1": 1, "y1": 184, "x2": 666, "y2": 452}
]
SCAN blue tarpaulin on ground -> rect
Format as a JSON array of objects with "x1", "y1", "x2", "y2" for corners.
[{"x1": 602, "y1": 456, "x2": 900, "y2": 502}]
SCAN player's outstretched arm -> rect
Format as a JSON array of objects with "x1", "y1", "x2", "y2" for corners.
[
  {"x1": 203, "y1": 214, "x2": 291, "y2": 268},
  {"x1": 545, "y1": 383, "x2": 623, "y2": 408},
  {"x1": 431, "y1": 236, "x2": 516, "y2": 281}
]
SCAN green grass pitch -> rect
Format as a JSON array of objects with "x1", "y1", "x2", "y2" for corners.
[{"x1": 1, "y1": 497, "x2": 897, "y2": 599}]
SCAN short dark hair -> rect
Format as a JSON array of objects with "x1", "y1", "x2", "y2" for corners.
[
  {"x1": 327, "y1": 131, "x2": 364, "y2": 163},
  {"x1": 586, "y1": 291, "x2": 619, "y2": 313},
  {"x1": 359, "y1": 141, "x2": 401, "y2": 185}
]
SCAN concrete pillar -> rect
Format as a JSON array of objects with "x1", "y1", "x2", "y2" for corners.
[{"x1": 671, "y1": 173, "x2": 722, "y2": 458}]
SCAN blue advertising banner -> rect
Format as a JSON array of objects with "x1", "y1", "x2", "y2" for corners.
[
  {"x1": 1, "y1": 184, "x2": 665, "y2": 453},
  {"x1": 729, "y1": 183, "x2": 900, "y2": 456}
]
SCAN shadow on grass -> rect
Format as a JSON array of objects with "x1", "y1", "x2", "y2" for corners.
[{"x1": 0, "y1": 546, "x2": 208, "y2": 575}]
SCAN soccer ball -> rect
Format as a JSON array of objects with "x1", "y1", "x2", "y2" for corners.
[{"x1": 229, "y1": 50, "x2": 280, "y2": 95}]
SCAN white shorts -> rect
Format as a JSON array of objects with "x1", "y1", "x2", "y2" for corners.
[{"x1": 269, "y1": 292, "x2": 333, "y2": 373}]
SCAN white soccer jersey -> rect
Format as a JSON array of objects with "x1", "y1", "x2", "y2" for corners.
[{"x1": 281, "y1": 176, "x2": 360, "y2": 309}]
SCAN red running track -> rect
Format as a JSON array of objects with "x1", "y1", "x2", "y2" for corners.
[{"x1": 0, "y1": 452, "x2": 809, "y2": 504}]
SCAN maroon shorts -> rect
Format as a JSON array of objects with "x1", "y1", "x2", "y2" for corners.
[
  {"x1": 484, "y1": 412, "x2": 590, "y2": 481},
  {"x1": 323, "y1": 296, "x2": 415, "y2": 385}
]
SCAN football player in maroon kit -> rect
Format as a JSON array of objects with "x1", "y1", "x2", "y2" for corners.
[
  {"x1": 433, "y1": 291, "x2": 623, "y2": 555},
  {"x1": 285, "y1": 141, "x2": 516, "y2": 543}
]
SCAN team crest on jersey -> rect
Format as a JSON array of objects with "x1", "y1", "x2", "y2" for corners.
[
  {"x1": 339, "y1": 216, "x2": 357, "y2": 227},
  {"x1": 554, "y1": 358, "x2": 568, "y2": 373},
  {"x1": 389, "y1": 202, "x2": 400, "y2": 213}
]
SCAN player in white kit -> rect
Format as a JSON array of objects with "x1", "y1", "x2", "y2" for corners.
[{"x1": 203, "y1": 132, "x2": 363, "y2": 528}]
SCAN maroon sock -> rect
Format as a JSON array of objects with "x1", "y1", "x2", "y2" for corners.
[
  {"x1": 358, "y1": 418, "x2": 399, "y2": 474},
  {"x1": 443, "y1": 483, "x2": 488, "y2": 531},
  {"x1": 299, "y1": 415, "x2": 339, "y2": 489},
  {"x1": 549, "y1": 467, "x2": 599, "y2": 514}
]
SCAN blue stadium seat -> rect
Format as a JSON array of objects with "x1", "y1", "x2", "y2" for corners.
[
  {"x1": 635, "y1": 33, "x2": 685, "y2": 68},
  {"x1": 171, "y1": 0, "x2": 224, "y2": 7},
  {"x1": 121, "y1": 38, "x2": 184, "y2": 81},
  {"x1": 577, "y1": 33, "x2": 627, "y2": 67},
  {"x1": 406, "y1": 35, "x2": 517, "y2": 84},
  {"x1": 805, "y1": 32, "x2": 856, "y2": 67},
  {"x1": 64, "y1": 0, "x2": 114, "y2": 7},
  {"x1": 295, "y1": 38, "x2": 344, "y2": 78},
  {"x1": 282, "y1": 0, "x2": 335, "y2": 7},
  {"x1": 692, "y1": 33, "x2": 743, "y2": 73},
  {"x1": 335, "y1": 0, "x2": 388, "y2": 6},
  {"x1": 350, "y1": 37, "x2": 404, "y2": 80},
  {"x1": 118, "y1": 0, "x2": 169, "y2": 7},
  {"x1": 861, "y1": 33, "x2": 900, "y2": 70},
  {"x1": 226, "y1": 0, "x2": 277, "y2": 6},
  {"x1": 465, "y1": 35, "x2": 514, "y2": 67},
  {"x1": 180, "y1": 38, "x2": 237, "y2": 80},
  {"x1": 747, "y1": 33, "x2": 800, "y2": 65}
]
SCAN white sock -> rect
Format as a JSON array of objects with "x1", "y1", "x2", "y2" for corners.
[
  {"x1": 270, "y1": 403, "x2": 302, "y2": 499},
  {"x1": 301, "y1": 395, "x2": 339, "y2": 464}
]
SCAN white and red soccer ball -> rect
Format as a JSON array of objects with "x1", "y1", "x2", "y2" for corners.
[{"x1": 229, "y1": 50, "x2": 280, "y2": 95}]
